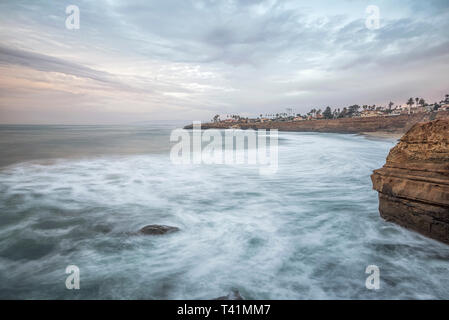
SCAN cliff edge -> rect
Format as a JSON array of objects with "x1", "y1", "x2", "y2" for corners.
[
  {"x1": 185, "y1": 110, "x2": 449, "y2": 134},
  {"x1": 371, "y1": 119, "x2": 449, "y2": 243}
]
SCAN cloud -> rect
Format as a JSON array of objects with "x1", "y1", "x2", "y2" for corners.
[
  {"x1": 0, "y1": 45, "x2": 123, "y2": 85},
  {"x1": 0, "y1": 0, "x2": 448, "y2": 123}
]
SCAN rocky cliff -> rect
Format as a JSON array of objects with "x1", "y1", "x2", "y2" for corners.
[
  {"x1": 371, "y1": 119, "x2": 449, "y2": 244},
  {"x1": 185, "y1": 111, "x2": 449, "y2": 134}
]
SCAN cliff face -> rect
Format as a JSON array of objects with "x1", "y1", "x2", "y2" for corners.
[
  {"x1": 371, "y1": 120, "x2": 449, "y2": 244},
  {"x1": 186, "y1": 111, "x2": 449, "y2": 134}
]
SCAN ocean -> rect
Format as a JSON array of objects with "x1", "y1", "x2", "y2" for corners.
[{"x1": 0, "y1": 123, "x2": 448, "y2": 299}]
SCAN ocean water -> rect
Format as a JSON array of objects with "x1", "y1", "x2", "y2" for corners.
[{"x1": 0, "y1": 124, "x2": 449, "y2": 299}]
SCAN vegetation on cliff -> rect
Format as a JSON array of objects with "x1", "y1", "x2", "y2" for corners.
[{"x1": 210, "y1": 94, "x2": 449, "y2": 124}]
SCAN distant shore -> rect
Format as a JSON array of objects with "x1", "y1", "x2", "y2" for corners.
[{"x1": 184, "y1": 110, "x2": 449, "y2": 136}]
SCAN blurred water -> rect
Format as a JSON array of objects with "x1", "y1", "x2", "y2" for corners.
[{"x1": 0, "y1": 125, "x2": 448, "y2": 299}]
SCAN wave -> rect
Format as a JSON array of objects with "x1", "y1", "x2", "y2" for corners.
[{"x1": 0, "y1": 132, "x2": 448, "y2": 299}]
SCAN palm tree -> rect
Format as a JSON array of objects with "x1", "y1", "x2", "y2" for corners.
[
  {"x1": 407, "y1": 97, "x2": 414, "y2": 114},
  {"x1": 332, "y1": 110, "x2": 338, "y2": 118}
]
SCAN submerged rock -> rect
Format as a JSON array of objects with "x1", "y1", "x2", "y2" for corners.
[
  {"x1": 214, "y1": 290, "x2": 244, "y2": 300},
  {"x1": 371, "y1": 119, "x2": 449, "y2": 244},
  {"x1": 138, "y1": 225, "x2": 180, "y2": 235}
]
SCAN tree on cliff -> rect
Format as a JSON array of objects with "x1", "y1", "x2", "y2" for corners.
[
  {"x1": 407, "y1": 98, "x2": 414, "y2": 113},
  {"x1": 338, "y1": 107, "x2": 348, "y2": 118},
  {"x1": 388, "y1": 101, "x2": 394, "y2": 113},
  {"x1": 347, "y1": 105, "x2": 360, "y2": 117},
  {"x1": 332, "y1": 109, "x2": 339, "y2": 118},
  {"x1": 419, "y1": 98, "x2": 426, "y2": 107},
  {"x1": 323, "y1": 106, "x2": 333, "y2": 119},
  {"x1": 212, "y1": 114, "x2": 220, "y2": 122}
]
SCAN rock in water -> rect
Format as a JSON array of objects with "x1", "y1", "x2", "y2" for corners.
[
  {"x1": 214, "y1": 290, "x2": 244, "y2": 300},
  {"x1": 138, "y1": 225, "x2": 180, "y2": 235},
  {"x1": 371, "y1": 119, "x2": 449, "y2": 244}
]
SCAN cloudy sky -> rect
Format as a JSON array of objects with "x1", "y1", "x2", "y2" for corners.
[{"x1": 0, "y1": 0, "x2": 448, "y2": 124}]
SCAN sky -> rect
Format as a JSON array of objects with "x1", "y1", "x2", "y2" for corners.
[{"x1": 0, "y1": 0, "x2": 448, "y2": 124}]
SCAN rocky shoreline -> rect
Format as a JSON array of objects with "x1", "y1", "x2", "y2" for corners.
[
  {"x1": 184, "y1": 110, "x2": 449, "y2": 135},
  {"x1": 359, "y1": 131, "x2": 403, "y2": 140},
  {"x1": 185, "y1": 114, "x2": 449, "y2": 244},
  {"x1": 371, "y1": 120, "x2": 449, "y2": 244}
]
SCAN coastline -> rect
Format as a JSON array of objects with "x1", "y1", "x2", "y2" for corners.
[
  {"x1": 184, "y1": 110, "x2": 449, "y2": 137},
  {"x1": 371, "y1": 119, "x2": 449, "y2": 244},
  {"x1": 359, "y1": 131, "x2": 403, "y2": 140}
]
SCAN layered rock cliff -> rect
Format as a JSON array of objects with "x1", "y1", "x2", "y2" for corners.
[
  {"x1": 371, "y1": 120, "x2": 449, "y2": 243},
  {"x1": 185, "y1": 111, "x2": 449, "y2": 134}
]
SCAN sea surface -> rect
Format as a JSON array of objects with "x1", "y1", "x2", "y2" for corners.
[{"x1": 0, "y1": 123, "x2": 449, "y2": 299}]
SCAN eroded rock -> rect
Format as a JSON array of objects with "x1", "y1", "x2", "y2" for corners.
[
  {"x1": 371, "y1": 119, "x2": 449, "y2": 244},
  {"x1": 138, "y1": 225, "x2": 180, "y2": 235}
]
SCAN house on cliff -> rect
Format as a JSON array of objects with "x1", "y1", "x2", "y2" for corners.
[{"x1": 361, "y1": 110, "x2": 382, "y2": 117}]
